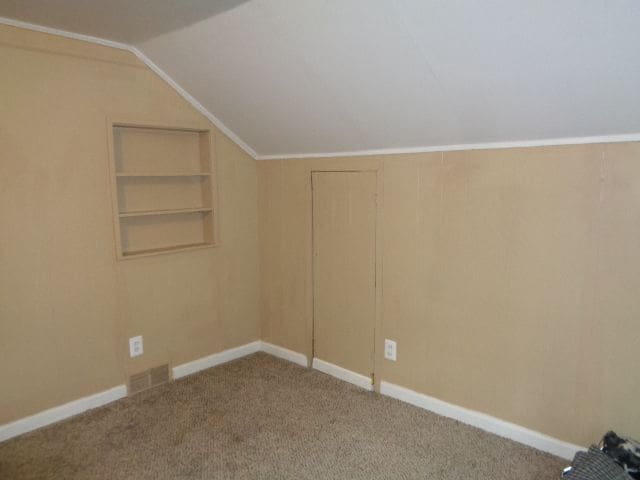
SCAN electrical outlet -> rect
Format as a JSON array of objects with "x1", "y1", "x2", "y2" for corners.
[
  {"x1": 384, "y1": 339, "x2": 397, "y2": 361},
  {"x1": 129, "y1": 336, "x2": 143, "y2": 357}
]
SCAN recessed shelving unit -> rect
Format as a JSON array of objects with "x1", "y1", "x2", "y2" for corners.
[{"x1": 107, "y1": 120, "x2": 218, "y2": 259}]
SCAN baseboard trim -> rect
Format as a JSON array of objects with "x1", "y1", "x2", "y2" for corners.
[
  {"x1": 312, "y1": 358, "x2": 374, "y2": 391},
  {"x1": 379, "y1": 380, "x2": 583, "y2": 460},
  {"x1": 0, "y1": 343, "x2": 581, "y2": 460},
  {"x1": 0, "y1": 385, "x2": 126, "y2": 443},
  {"x1": 260, "y1": 342, "x2": 309, "y2": 367},
  {"x1": 172, "y1": 340, "x2": 262, "y2": 379},
  {"x1": 0, "y1": 340, "x2": 311, "y2": 443}
]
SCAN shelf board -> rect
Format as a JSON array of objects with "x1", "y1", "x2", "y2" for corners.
[
  {"x1": 116, "y1": 172, "x2": 211, "y2": 177},
  {"x1": 119, "y1": 207, "x2": 212, "y2": 218},
  {"x1": 122, "y1": 242, "x2": 214, "y2": 259},
  {"x1": 112, "y1": 122, "x2": 207, "y2": 133}
]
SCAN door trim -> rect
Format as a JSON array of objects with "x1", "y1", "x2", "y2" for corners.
[{"x1": 312, "y1": 358, "x2": 374, "y2": 391}]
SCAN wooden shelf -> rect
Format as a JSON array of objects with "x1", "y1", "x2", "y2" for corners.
[
  {"x1": 122, "y1": 242, "x2": 213, "y2": 259},
  {"x1": 116, "y1": 172, "x2": 212, "y2": 177},
  {"x1": 119, "y1": 207, "x2": 212, "y2": 218},
  {"x1": 107, "y1": 120, "x2": 218, "y2": 260}
]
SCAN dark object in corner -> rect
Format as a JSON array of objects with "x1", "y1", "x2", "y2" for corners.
[
  {"x1": 562, "y1": 432, "x2": 640, "y2": 480},
  {"x1": 563, "y1": 446, "x2": 630, "y2": 479},
  {"x1": 601, "y1": 431, "x2": 640, "y2": 479}
]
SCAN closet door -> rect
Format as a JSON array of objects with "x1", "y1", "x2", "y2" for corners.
[{"x1": 312, "y1": 171, "x2": 377, "y2": 386}]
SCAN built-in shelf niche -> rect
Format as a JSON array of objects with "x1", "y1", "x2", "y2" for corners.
[{"x1": 107, "y1": 120, "x2": 217, "y2": 259}]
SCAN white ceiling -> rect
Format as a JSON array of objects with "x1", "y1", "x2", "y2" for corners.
[{"x1": 2, "y1": 1, "x2": 640, "y2": 158}]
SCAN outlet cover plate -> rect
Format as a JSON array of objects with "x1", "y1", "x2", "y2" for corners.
[
  {"x1": 384, "y1": 339, "x2": 397, "y2": 361},
  {"x1": 129, "y1": 335, "x2": 143, "y2": 357}
]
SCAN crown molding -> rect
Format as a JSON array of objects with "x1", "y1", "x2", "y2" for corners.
[
  {"x1": 129, "y1": 47, "x2": 258, "y2": 158},
  {"x1": 0, "y1": 16, "x2": 258, "y2": 160},
  {"x1": 255, "y1": 132, "x2": 640, "y2": 160},
  {"x1": 0, "y1": 16, "x2": 131, "y2": 51},
  {"x1": 3, "y1": 16, "x2": 640, "y2": 163}
]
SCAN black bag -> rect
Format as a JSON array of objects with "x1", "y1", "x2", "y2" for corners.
[
  {"x1": 601, "y1": 431, "x2": 640, "y2": 479},
  {"x1": 563, "y1": 446, "x2": 631, "y2": 479}
]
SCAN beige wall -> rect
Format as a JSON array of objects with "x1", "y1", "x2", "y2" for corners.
[
  {"x1": 0, "y1": 25, "x2": 260, "y2": 424},
  {"x1": 3, "y1": 21, "x2": 640, "y2": 452},
  {"x1": 259, "y1": 143, "x2": 640, "y2": 446}
]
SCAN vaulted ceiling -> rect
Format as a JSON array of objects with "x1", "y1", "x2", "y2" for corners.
[{"x1": 2, "y1": 1, "x2": 640, "y2": 158}]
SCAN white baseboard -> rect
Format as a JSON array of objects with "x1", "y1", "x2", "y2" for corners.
[
  {"x1": 312, "y1": 358, "x2": 374, "y2": 391},
  {"x1": 379, "y1": 380, "x2": 583, "y2": 460},
  {"x1": 0, "y1": 341, "x2": 582, "y2": 461},
  {"x1": 260, "y1": 341, "x2": 308, "y2": 367},
  {"x1": 0, "y1": 340, "x2": 310, "y2": 443},
  {"x1": 172, "y1": 340, "x2": 262, "y2": 379},
  {"x1": 172, "y1": 341, "x2": 308, "y2": 379},
  {"x1": 0, "y1": 385, "x2": 126, "y2": 443}
]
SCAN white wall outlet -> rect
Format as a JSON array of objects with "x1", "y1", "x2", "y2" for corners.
[
  {"x1": 129, "y1": 335, "x2": 143, "y2": 357},
  {"x1": 384, "y1": 339, "x2": 397, "y2": 361}
]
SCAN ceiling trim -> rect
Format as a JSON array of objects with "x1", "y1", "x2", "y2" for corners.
[
  {"x1": 3, "y1": 17, "x2": 640, "y2": 162},
  {"x1": 0, "y1": 15, "x2": 131, "y2": 50},
  {"x1": 255, "y1": 133, "x2": 640, "y2": 160},
  {"x1": 128, "y1": 47, "x2": 258, "y2": 158},
  {"x1": 0, "y1": 16, "x2": 259, "y2": 159}
]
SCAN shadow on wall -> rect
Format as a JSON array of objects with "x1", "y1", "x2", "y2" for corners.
[{"x1": 0, "y1": 0, "x2": 252, "y2": 43}]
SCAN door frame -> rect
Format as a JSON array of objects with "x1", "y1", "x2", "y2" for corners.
[{"x1": 309, "y1": 169, "x2": 383, "y2": 390}]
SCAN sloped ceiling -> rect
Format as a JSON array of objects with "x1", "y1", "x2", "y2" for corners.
[
  {"x1": 2, "y1": 1, "x2": 640, "y2": 158},
  {"x1": 0, "y1": 0, "x2": 250, "y2": 43}
]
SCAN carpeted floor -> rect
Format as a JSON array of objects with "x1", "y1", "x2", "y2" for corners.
[{"x1": 0, "y1": 353, "x2": 566, "y2": 479}]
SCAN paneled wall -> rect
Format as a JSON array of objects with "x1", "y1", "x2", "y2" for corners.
[
  {"x1": 0, "y1": 24, "x2": 260, "y2": 424},
  {"x1": 3, "y1": 21, "x2": 639, "y2": 450},
  {"x1": 259, "y1": 143, "x2": 640, "y2": 446}
]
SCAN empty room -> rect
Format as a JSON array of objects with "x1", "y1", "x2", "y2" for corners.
[{"x1": 1, "y1": 1, "x2": 639, "y2": 479}]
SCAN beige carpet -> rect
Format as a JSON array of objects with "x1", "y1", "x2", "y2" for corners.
[{"x1": 0, "y1": 353, "x2": 566, "y2": 479}]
